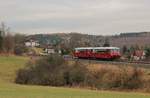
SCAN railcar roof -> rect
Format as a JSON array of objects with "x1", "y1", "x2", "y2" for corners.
[
  {"x1": 75, "y1": 47, "x2": 93, "y2": 50},
  {"x1": 75, "y1": 47, "x2": 120, "y2": 50},
  {"x1": 94, "y1": 47, "x2": 120, "y2": 50}
]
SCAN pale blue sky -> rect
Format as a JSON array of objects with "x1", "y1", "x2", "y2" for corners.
[{"x1": 0, "y1": 0, "x2": 150, "y2": 35}]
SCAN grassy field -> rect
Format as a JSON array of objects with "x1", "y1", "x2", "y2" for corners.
[
  {"x1": 0, "y1": 56, "x2": 29, "y2": 82},
  {"x1": 0, "y1": 56, "x2": 149, "y2": 98}
]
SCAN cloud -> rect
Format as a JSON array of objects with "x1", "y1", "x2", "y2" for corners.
[{"x1": 0, "y1": 0, "x2": 150, "y2": 35}]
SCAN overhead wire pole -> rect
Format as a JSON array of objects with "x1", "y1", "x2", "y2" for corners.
[{"x1": 87, "y1": 36, "x2": 91, "y2": 65}]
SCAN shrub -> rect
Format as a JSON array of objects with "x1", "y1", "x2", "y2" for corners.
[
  {"x1": 142, "y1": 73, "x2": 150, "y2": 92},
  {"x1": 119, "y1": 67, "x2": 144, "y2": 89},
  {"x1": 64, "y1": 61, "x2": 88, "y2": 86},
  {"x1": 16, "y1": 57, "x2": 149, "y2": 91},
  {"x1": 16, "y1": 55, "x2": 88, "y2": 87},
  {"x1": 86, "y1": 65, "x2": 144, "y2": 90},
  {"x1": 14, "y1": 45, "x2": 28, "y2": 55},
  {"x1": 16, "y1": 54, "x2": 67, "y2": 86}
]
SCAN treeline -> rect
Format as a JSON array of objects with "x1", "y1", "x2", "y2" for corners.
[
  {"x1": 15, "y1": 54, "x2": 150, "y2": 92},
  {"x1": 0, "y1": 22, "x2": 28, "y2": 55},
  {"x1": 0, "y1": 23, "x2": 14, "y2": 54}
]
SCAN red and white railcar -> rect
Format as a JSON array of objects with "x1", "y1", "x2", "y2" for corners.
[{"x1": 73, "y1": 47, "x2": 121, "y2": 60}]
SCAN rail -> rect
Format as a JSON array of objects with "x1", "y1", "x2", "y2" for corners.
[{"x1": 72, "y1": 59, "x2": 150, "y2": 69}]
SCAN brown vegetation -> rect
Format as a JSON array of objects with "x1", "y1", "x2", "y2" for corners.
[{"x1": 15, "y1": 55, "x2": 150, "y2": 92}]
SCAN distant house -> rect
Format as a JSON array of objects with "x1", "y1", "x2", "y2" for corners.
[
  {"x1": 25, "y1": 40, "x2": 40, "y2": 47},
  {"x1": 131, "y1": 50, "x2": 146, "y2": 60},
  {"x1": 44, "y1": 48, "x2": 55, "y2": 54}
]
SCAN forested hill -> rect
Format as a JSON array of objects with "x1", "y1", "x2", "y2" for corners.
[
  {"x1": 27, "y1": 32, "x2": 150, "y2": 48},
  {"x1": 110, "y1": 32, "x2": 150, "y2": 47}
]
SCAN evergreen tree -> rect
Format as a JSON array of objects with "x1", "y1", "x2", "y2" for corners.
[
  {"x1": 103, "y1": 38, "x2": 110, "y2": 47},
  {"x1": 145, "y1": 47, "x2": 150, "y2": 58},
  {"x1": 122, "y1": 45, "x2": 128, "y2": 54}
]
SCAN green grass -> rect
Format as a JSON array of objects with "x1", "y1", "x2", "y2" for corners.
[
  {"x1": 0, "y1": 55, "x2": 149, "y2": 98},
  {"x1": 31, "y1": 47, "x2": 44, "y2": 54},
  {"x1": 0, "y1": 56, "x2": 28, "y2": 82},
  {"x1": 0, "y1": 82, "x2": 149, "y2": 98}
]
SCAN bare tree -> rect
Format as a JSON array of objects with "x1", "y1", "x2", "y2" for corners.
[
  {"x1": 3, "y1": 33, "x2": 15, "y2": 53},
  {"x1": 0, "y1": 22, "x2": 15, "y2": 54}
]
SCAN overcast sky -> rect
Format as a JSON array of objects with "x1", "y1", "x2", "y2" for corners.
[{"x1": 0, "y1": 0, "x2": 150, "y2": 35}]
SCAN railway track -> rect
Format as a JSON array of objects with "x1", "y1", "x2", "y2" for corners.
[{"x1": 72, "y1": 59, "x2": 150, "y2": 69}]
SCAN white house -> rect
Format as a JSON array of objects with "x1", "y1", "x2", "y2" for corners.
[
  {"x1": 44, "y1": 48, "x2": 55, "y2": 54},
  {"x1": 25, "y1": 40, "x2": 40, "y2": 47}
]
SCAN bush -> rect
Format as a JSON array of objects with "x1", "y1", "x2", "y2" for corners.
[
  {"x1": 16, "y1": 55, "x2": 88, "y2": 87},
  {"x1": 86, "y1": 65, "x2": 144, "y2": 90},
  {"x1": 64, "y1": 61, "x2": 88, "y2": 86},
  {"x1": 14, "y1": 45, "x2": 28, "y2": 55},
  {"x1": 119, "y1": 67, "x2": 144, "y2": 89},
  {"x1": 15, "y1": 68, "x2": 30, "y2": 84},
  {"x1": 16, "y1": 54, "x2": 67, "y2": 86},
  {"x1": 16, "y1": 56, "x2": 149, "y2": 91}
]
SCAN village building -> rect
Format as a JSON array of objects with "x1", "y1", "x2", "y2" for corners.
[
  {"x1": 131, "y1": 50, "x2": 146, "y2": 60},
  {"x1": 25, "y1": 40, "x2": 40, "y2": 47},
  {"x1": 44, "y1": 48, "x2": 55, "y2": 54}
]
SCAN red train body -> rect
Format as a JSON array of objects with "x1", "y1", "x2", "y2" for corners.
[{"x1": 73, "y1": 47, "x2": 121, "y2": 60}]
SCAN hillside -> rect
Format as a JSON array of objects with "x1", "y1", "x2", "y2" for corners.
[
  {"x1": 27, "y1": 32, "x2": 150, "y2": 49},
  {"x1": 110, "y1": 32, "x2": 150, "y2": 47}
]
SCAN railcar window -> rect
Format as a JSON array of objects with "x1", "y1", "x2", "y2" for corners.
[
  {"x1": 111, "y1": 49, "x2": 115, "y2": 52},
  {"x1": 76, "y1": 49, "x2": 87, "y2": 53},
  {"x1": 112, "y1": 49, "x2": 120, "y2": 52},
  {"x1": 78, "y1": 49, "x2": 85, "y2": 52},
  {"x1": 106, "y1": 49, "x2": 110, "y2": 52},
  {"x1": 94, "y1": 49, "x2": 109, "y2": 53}
]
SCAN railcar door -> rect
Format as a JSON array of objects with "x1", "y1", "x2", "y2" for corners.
[
  {"x1": 110, "y1": 49, "x2": 121, "y2": 58},
  {"x1": 93, "y1": 49, "x2": 111, "y2": 59}
]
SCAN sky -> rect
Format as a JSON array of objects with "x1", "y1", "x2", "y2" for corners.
[{"x1": 0, "y1": 0, "x2": 150, "y2": 35}]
